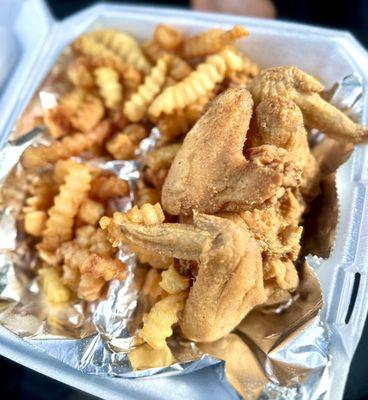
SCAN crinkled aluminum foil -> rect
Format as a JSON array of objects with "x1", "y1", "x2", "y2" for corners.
[{"x1": 0, "y1": 72, "x2": 363, "y2": 399}]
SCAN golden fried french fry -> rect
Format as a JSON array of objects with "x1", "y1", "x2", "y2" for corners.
[
  {"x1": 142, "y1": 39, "x2": 192, "y2": 81},
  {"x1": 39, "y1": 265, "x2": 72, "y2": 304},
  {"x1": 21, "y1": 120, "x2": 112, "y2": 170},
  {"x1": 61, "y1": 263, "x2": 80, "y2": 292},
  {"x1": 23, "y1": 173, "x2": 56, "y2": 213},
  {"x1": 138, "y1": 292, "x2": 186, "y2": 349},
  {"x1": 77, "y1": 272, "x2": 105, "y2": 302},
  {"x1": 75, "y1": 225, "x2": 115, "y2": 258},
  {"x1": 149, "y1": 48, "x2": 243, "y2": 117},
  {"x1": 67, "y1": 58, "x2": 95, "y2": 89},
  {"x1": 90, "y1": 29, "x2": 151, "y2": 73},
  {"x1": 143, "y1": 144, "x2": 181, "y2": 172},
  {"x1": 53, "y1": 159, "x2": 80, "y2": 186},
  {"x1": 77, "y1": 198, "x2": 105, "y2": 226},
  {"x1": 94, "y1": 66, "x2": 123, "y2": 109},
  {"x1": 123, "y1": 56, "x2": 170, "y2": 122},
  {"x1": 128, "y1": 343, "x2": 175, "y2": 370},
  {"x1": 181, "y1": 25, "x2": 248, "y2": 59},
  {"x1": 141, "y1": 268, "x2": 163, "y2": 298},
  {"x1": 154, "y1": 24, "x2": 183, "y2": 51},
  {"x1": 58, "y1": 241, "x2": 126, "y2": 281},
  {"x1": 44, "y1": 106, "x2": 72, "y2": 139},
  {"x1": 159, "y1": 265, "x2": 189, "y2": 294},
  {"x1": 105, "y1": 123, "x2": 148, "y2": 159},
  {"x1": 39, "y1": 163, "x2": 91, "y2": 251},
  {"x1": 24, "y1": 210, "x2": 47, "y2": 237},
  {"x1": 90, "y1": 172, "x2": 130, "y2": 200}
]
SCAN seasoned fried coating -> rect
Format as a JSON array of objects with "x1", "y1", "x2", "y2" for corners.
[
  {"x1": 251, "y1": 96, "x2": 320, "y2": 196},
  {"x1": 263, "y1": 257, "x2": 299, "y2": 291},
  {"x1": 249, "y1": 66, "x2": 368, "y2": 143},
  {"x1": 162, "y1": 88, "x2": 301, "y2": 215},
  {"x1": 102, "y1": 211, "x2": 266, "y2": 342},
  {"x1": 226, "y1": 190, "x2": 304, "y2": 260}
]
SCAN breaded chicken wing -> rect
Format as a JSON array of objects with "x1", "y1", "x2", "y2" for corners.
[
  {"x1": 101, "y1": 211, "x2": 266, "y2": 342},
  {"x1": 249, "y1": 66, "x2": 368, "y2": 143},
  {"x1": 162, "y1": 88, "x2": 301, "y2": 215}
]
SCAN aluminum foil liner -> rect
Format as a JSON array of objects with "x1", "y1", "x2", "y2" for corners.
[{"x1": 0, "y1": 71, "x2": 363, "y2": 399}]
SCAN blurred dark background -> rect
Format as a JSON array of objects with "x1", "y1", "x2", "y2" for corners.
[{"x1": 2, "y1": 0, "x2": 367, "y2": 399}]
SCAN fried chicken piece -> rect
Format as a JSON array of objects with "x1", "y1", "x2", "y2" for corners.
[
  {"x1": 248, "y1": 66, "x2": 368, "y2": 143},
  {"x1": 162, "y1": 87, "x2": 301, "y2": 215},
  {"x1": 101, "y1": 210, "x2": 266, "y2": 342},
  {"x1": 223, "y1": 190, "x2": 304, "y2": 261},
  {"x1": 251, "y1": 96, "x2": 320, "y2": 197},
  {"x1": 263, "y1": 257, "x2": 299, "y2": 291}
]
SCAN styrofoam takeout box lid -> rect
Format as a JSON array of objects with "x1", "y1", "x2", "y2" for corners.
[{"x1": 1, "y1": 1, "x2": 368, "y2": 399}]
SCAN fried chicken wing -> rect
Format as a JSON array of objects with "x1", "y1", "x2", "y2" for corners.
[
  {"x1": 251, "y1": 96, "x2": 320, "y2": 197},
  {"x1": 249, "y1": 66, "x2": 368, "y2": 143},
  {"x1": 101, "y1": 211, "x2": 266, "y2": 342},
  {"x1": 162, "y1": 88, "x2": 301, "y2": 215}
]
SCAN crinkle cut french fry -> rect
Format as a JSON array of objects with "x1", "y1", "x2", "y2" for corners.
[
  {"x1": 24, "y1": 210, "x2": 47, "y2": 237},
  {"x1": 77, "y1": 272, "x2": 105, "y2": 302},
  {"x1": 67, "y1": 58, "x2": 95, "y2": 89},
  {"x1": 142, "y1": 39, "x2": 192, "y2": 81},
  {"x1": 77, "y1": 198, "x2": 105, "y2": 226},
  {"x1": 94, "y1": 67, "x2": 123, "y2": 109},
  {"x1": 159, "y1": 265, "x2": 189, "y2": 294},
  {"x1": 43, "y1": 105, "x2": 72, "y2": 139},
  {"x1": 90, "y1": 29, "x2": 151, "y2": 73},
  {"x1": 181, "y1": 25, "x2": 248, "y2": 59},
  {"x1": 123, "y1": 56, "x2": 170, "y2": 122},
  {"x1": 153, "y1": 24, "x2": 183, "y2": 51},
  {"x1": 58, "y1": 241, "x2": 126, "y2": 281},
  {"x1": 138, "y1": 292, "x2": 186, "y2": 349},
  {"x1": 23, "y1": 172, "x2": 56, "y2": 213},
  {"x1": 128, "y1": 343, "x2": 175, "y2": 370},
  {"x1": 75, "y1": 225, "x2": 115, "y2": 258},
  {"x1": 90, "y1": 172, "x2": 130, "y2": 200},
  {"x1": 105, "y1": 123, "x2": 148, "y2": 160},
  {"x1": 143, "y1": 143, "x2": 181, "y2": 172},
  {"x1": 21, "y1": 120, "x2": 112, "y2": 170},
  {"x1": 149, "y1": 48, "x2": 243, "y2": 117},
  {"x1": 39, "y1": 265, "x2": 72, "y2": 304},
  {"x1": 39, "y1": 163, "x2": 91, "y2": 251}
]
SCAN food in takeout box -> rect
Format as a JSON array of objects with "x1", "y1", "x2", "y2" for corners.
[{"x1": 3, "y1": 21, "x2": 367, "y2": 396}]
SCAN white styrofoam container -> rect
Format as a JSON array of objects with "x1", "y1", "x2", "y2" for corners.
[{"x1": 1, "y1": 1, "x2": 368, "y2": 399}]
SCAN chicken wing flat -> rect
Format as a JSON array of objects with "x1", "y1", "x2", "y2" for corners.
[
  {"x1": 249, "y1": 66, "x2": 368, "y2": 143},
  {"x1": 162, "y1": 87, "x2": 301, "y2": 216},
  {"x1": 101, "y1": 210, "x2": 266, "y2": 342},
  {"x1": 250, "y1": 96, "x2": 320, "y2": 197}
]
